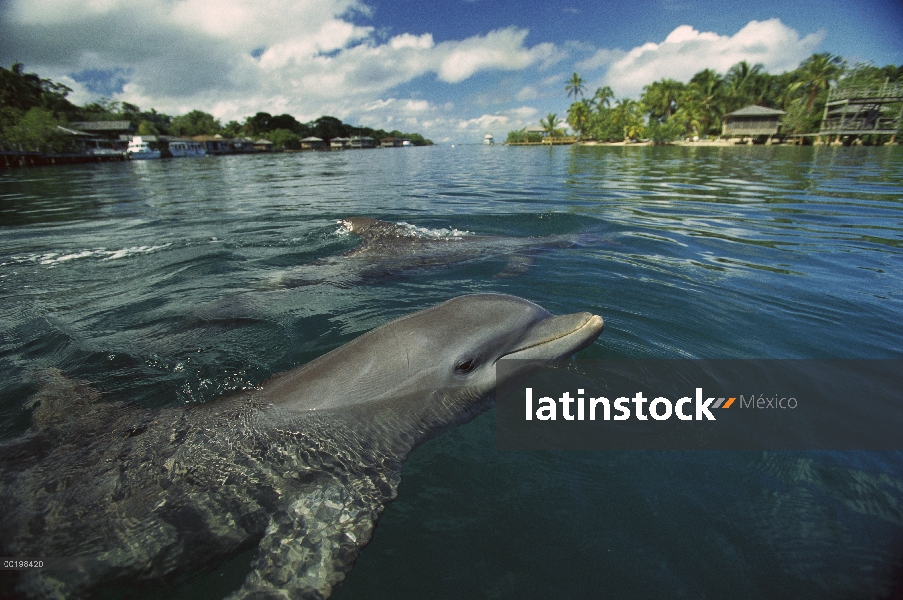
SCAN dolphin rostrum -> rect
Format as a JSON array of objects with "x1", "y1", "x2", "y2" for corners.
[
  {"x1": 0, "y1": 294, "x2": 603, "y2": 599},
  {"x1": 270, "y1": 217, "x2": 610, "y2": 288}
]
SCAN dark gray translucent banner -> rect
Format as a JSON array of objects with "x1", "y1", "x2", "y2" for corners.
[{"x1": 496, "y1": 359, "x2": 903, "y2": 450}]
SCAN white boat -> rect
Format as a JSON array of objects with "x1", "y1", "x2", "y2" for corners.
[
  {"x1": 126, "y1": 136, "x2": 161, "y2": 160},
  {"x1": 484, "y1": 133, "x2": 494, "y2": 145},
  {"x1": 169, "y1": 140, "x2": 206, "y2": 158}
]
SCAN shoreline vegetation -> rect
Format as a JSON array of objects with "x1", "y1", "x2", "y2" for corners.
[
  {"x1": 0, "y1": 63, "x2": 432, "y2": 160},
  {"x1": 508, "y1": 53, "x2": 903, "y2": 146}
]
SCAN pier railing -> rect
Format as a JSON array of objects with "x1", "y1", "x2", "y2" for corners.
[{"x1": 826, "y1": 85, "x2": 903, "y2": 104}]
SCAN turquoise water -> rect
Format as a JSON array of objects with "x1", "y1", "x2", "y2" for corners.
[{"x1": 1, "y1": 145, "x2": 902, "y2": 598}]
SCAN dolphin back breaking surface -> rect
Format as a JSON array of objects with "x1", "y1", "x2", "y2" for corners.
[
  {"x1": 268, "y1": 217, "x2": 611, "y2": 289},
  {"x1": 0, "y1": 294, "x2": 603, "y2": 599}
]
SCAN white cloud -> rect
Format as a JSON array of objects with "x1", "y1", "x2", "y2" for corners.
[
  {"x1": 456, "y1": 106, "x2": 539, "y2": 133},
  {"x1": 0, "y1": 0, "x2": 562, "y2": 142},
  {"x1": 515, "y1": 86, "x2": 539, "y2": 101},
  {"x1": 515, "y1": 73, "x2": 565, "y2": 101},
  {"x1": 435, "y1": 27, "x2": 561, "y2": 83},
  {"x1": 0, "y1": 3, "x2": 826, "y2": 143},
  {"x1": 576, "y1": 48, "x2": 626, "y2": 72},
  {"x1": 600, "y1": 19, "x2": 824, "y2": 97}
]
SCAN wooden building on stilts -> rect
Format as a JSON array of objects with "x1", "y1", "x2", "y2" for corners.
[{"x1": 818, "y1": 83, "x2": 903, "y2": 144}]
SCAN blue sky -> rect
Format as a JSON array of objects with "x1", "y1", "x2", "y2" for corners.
[{"x1": 1, "y1": 0, "x2": 900, "y2": 142}]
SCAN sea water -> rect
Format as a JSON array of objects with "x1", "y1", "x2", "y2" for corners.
[{"x1": 1, "y1": 144, "x2": 901, "y2": 598}]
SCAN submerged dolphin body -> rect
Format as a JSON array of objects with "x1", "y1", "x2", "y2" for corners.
[
  {"x1": 271, "y1": 217, "x2": 609, "y2": 288},
  {"x1": 0, "y1": 294, "x2": 603, "y2": 599}
]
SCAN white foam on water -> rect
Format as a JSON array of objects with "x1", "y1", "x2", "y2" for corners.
[
  {"x1": 9, "y1": 244, "x2": 172, "y2": 266},
  {"x1": 334, "y1": 219, "x2": 470, "y2": 240},
  {"x1": 397, "y1": 222, "x2": 471, "y2": 240},
  {"x1": 101, "y1": 244, "x2": 172, "y2": 261}
]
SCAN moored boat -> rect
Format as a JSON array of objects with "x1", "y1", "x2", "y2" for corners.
[{"x1": 126, "y1": 136, "x2": 161, "y2": 160}]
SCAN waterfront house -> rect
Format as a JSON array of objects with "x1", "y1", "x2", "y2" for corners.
[
  {"x1": 254, "y1": 139, "x2": 274, "y2": 152},
  {"x1": 380, "y1": 137, "x2": 410, "y2": 148},
  {"x1": 818, "y1": 84, "x2": 903, "y2": 143},
  {"x1": 330, "y1": 137, "x2": 351, "y2": 150},
  {"x1": 349, "y1": 136, "x2": 375, "y2": 149},
  {"x1": 232, "y1": 137, "x2": 257, "y2": 153},
  {"x1": 721, "y1": 105, "x2": 785, "y2": 141},
  {"x1": 300, "y1": 136, "x2": 325, "y2": 150},
  {"x1": 53, "y1": 125, "x2": 101, "y2": 153},
  {"x1": 191, "y1": 134, "x2": 230, "y2": 155},
  {"x1": 70, "y1": 121, "x2": 134, "y2": 144}
]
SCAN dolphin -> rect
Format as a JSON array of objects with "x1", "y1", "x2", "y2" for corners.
[
  {"x1": 269, "y1": 217, "x2": 610, "y2": 288},
  {"x1": 0, "y1": 294, "x2": 603, "y2": 599}
]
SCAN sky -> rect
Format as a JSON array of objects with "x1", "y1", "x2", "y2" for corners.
[{"x1": 1, "y1": 0, "x2": 901, "y2": 143}]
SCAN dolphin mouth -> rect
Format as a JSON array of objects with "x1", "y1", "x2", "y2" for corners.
[{"x1": 501, "y1": 312, "x2": 604, "y2": 361}]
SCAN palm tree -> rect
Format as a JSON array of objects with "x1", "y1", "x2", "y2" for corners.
[
  {"x1": 789, "y1": 53, "x2": 846, "y2": 110},
  {"x1": 613, "y1": 99, "x2": 645, "y2": 140},
  {"x1": 682, "y1": 69, "x2": 726, "y2": 136},
  {"x1": 540, "y1": 112, "x2": 562, "y2": 137},
  {"x1": 590, "y1": 86, "x2": 614, "y2": 110},
  {"x1": 565, "y1": 73, "x2": 586, "y2": 100},
  {"x1": 641, "y1": 79, "x2": 684, "y2": 120},
  {"x1": 725, "y1": 61, "x2": 764, "y2": 110},
  {"x1": 566, "y1": 100, "x2": 591, "y2": 139}
]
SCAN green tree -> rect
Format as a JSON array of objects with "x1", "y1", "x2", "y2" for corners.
[
  {"x1": 222, "y1": 120, "x2": 243, "y2": 137},
  {"x1": 642, "y1": 79, "x2": 684, "y2": 121},
  {"x1": 646, "y1": 116, "x2": 684, "y2": 144},
  {"x1": 671, "y1": 103, "x2": 703, "y2": 138},
  {"x1": 309, "y1": 116, "x2": 347, "y2": 140},
  {"x1": 266, "y1": 128, "x2": 301, "y2": 150},
  {"x1": 244, "y1": 112, "x2": 273, "y2": 135},
  {"x1": 789, "y1": 53, "x2": 846, "y2": 111},
  {"x1": 838, "y1": 62, "x2": 903, "y2": 89},
  {"x1": 0, "y1": 63, "x2": 79, "y2": 144},
  {"x1": 3, "y1": 106, "x2": 69, "y2": 152},
  {"x1": 169, "y1": 110, "x2": 221, "y2": 137},
  {"x1": 587, "y1": 99, "x2": 644, "y2": 141},
  {"x1": 565, "y1": 73, "x2": 586, "y2": 100},
  {"x1": 725, "y1": 61, "x2": 764, "y2": 111},
  {"x1": 0, "y1": 63, "x2": 77, "y2": 117},
  {"x1": 613, "y1": 99, "x2": 645, "y2": 140},
  {"x1": 679, "y1": 69, "x2": 726, "y2": 136},
  {"x1": 780, "y1": 98, "x2": 821, "y2": 135},
  {"x1": 540, "y1": 112, "x2": 563, "y2": 137},
  {"x1": 590, "y1": 86, "x2": 614, "y2": 110},
  {"x1": 78, "y1": 97, "x2": 124, "y2": 121},
  {"x1": 137, "y1": 120, "x2": 159, "y2": 135},
  {"x1": 566, "y1": 100, "x2": 591, "y2": 139},
  {"x1": 506, "y1": 130, "x2": 542, "y2": 143}
]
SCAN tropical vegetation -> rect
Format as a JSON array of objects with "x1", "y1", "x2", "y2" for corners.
[
  {"x1": 511, "y1": 53, "x2": 902, "y2": 144},
  {"x1": 0, "y1": 63, "x2": 433, "y2": 152}
]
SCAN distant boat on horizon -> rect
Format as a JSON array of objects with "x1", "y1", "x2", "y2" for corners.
[{"x1": 484, "y1": 133, "x2": 494, "y2": 145}]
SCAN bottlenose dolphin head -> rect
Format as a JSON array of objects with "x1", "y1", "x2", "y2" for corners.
[{"x1": 262, "y1": 294, "x2": 603, "y2": 419}]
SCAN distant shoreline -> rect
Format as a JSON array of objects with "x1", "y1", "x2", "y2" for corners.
[{"x1": 566, "y1": 138, "x2": 899, "y2": 147}]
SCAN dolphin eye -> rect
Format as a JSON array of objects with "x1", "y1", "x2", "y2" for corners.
[{"x1": 454, "y1": 358, "x2": 478, "y2": 374}]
